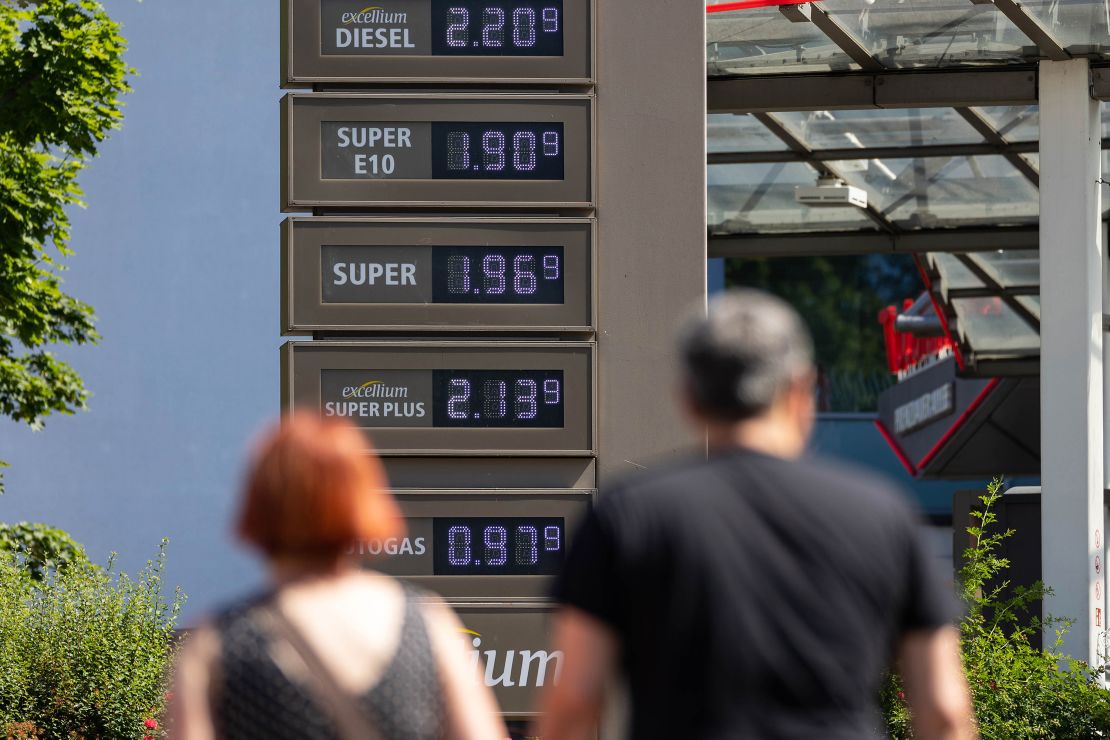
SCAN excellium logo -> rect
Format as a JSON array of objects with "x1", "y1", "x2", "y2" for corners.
[
  {"x1": 341, "y1": 6, "x2": 409, "y2": 25},
  {"x1": 324, "y1": 379, "x2": 426, "y2": 419},
  {"x1": 341, "y1": 379, "x2": 409, "y2": 399},
  {"x1": 462, "y1": 629, "x2": 564, "y2": 688}
]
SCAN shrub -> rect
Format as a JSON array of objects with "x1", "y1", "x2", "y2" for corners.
[
  {"x1": 0, "y1": 522, "x2": 90, "y2": 582},
  {"x1": 0, "y1": 538, "x2": 184, "y2": 739},
  {"x1": 883, "y1": 478, "x2": 1110, "y2": 738}
]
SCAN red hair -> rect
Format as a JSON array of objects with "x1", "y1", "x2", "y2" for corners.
[{"x1": 236, "y1": 413, "x2": 403, "y2": 556}]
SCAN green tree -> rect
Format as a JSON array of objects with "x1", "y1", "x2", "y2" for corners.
[{"x1": 0, "y1": 0, "x2": 131, "y2": 490}]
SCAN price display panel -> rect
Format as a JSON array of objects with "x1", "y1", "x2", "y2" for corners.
[
  {"x1": 281, "y1": 341, "x2": 594, "y2": 454},
  {"x1": 282, "y1": 217, "x2": 594, "y2": 332},
  {"x1": 353, "y1": 489, "x2": 592, "y2": 598},
  {"x1": 281, "y1": 94, "x2": 593, "y2": 209},
  {"x1": 282, "y1": 0, "x2": 592, "y2": 84}
]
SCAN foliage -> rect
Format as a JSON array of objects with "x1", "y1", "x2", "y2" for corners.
[
  {"x1": 0, "y1": 0, "x2": 132, "y2": 491},
  {"x1": 0, "y1": 521, "x2": 89, "y2": 582},
  {"x1": 727, "y1": 254, "x2": 921, "y2": 411},
  {"x1": 0, "y1": 539, "x2": 184, "y2": 739},
  {"x1": 882, "y1": 478, "x2": 1110, "y2": 738}
]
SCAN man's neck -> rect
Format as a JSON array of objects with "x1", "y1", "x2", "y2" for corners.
[{"x1": 706, "y1": 414, "x2": 806, "y2": 459}]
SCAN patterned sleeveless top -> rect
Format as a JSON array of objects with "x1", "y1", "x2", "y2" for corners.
[{"x1": 211, "y1": 587, "x2": 445, "y2": 740}]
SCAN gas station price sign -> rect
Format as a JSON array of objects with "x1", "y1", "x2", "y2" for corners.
[
  {"x1": 282, "y1": 341, "x2": 594, "y2": 454},
  {"x1": 351, "y1": 489, "x2": 593, "y2": 598},
  {"x1": 282, "y1": 0, "x2": 592, "y2": 84},
  {"x1": 281, "y1": 94, "x2": 593, "y2": 209},
  {"x1": 282, "y1": 218, "x2": 594, "y2": 332}
]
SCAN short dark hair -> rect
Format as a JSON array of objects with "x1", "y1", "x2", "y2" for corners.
[{"x1": 678, "y1": 288, "x2": 814, "y2": 421}]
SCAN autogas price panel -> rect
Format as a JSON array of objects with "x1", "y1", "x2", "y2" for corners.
[
  {"x1": 281, "y1": 341, "x2": 594, "y2": 455},
  {"x1": 281, "y1": 217, "x2": 594, "y2": 332},
  {"x1": 280, "y1": 93, "x2": 593, "y2": 209},
  {"x1": 351, "y1": 489, "x2": 593, "y2": 598},
  {"x1": 282, "y1": 0, "x2": 593, "y2": 84}
]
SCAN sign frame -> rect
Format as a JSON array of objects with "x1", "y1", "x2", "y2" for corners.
[
  {"x1": 281, "y1": 216, "x2": 596, "y2": 333},
  {"x1": 361, "y1": 488, "x2": 594, "y2": 599},
  {"x1": 281, "y1": 340, "x2": 596, "y2": 456},
  {"x1": 280, "y1": 93, "x2": 595, "y2": 210},
  {"x1": 281, "y1": 0, "x2": 594, "y2": 86}
]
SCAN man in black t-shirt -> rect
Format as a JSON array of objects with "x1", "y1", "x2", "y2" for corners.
[{"x1": 536, "y1": 289, "x2": 974, "y2": 740}]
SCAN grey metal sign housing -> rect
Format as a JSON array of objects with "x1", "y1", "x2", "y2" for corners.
[
  {"x1": 281, "y1": 341, "x2": 595, "y2": 454},
  {"x1": 281, "y1": 93, "x2": 593, "y2": 210},
  {"x1": 358, "y1": 489, "x2": 593, "y2": 598},
  {"x1": 281, "y1": 0, "x2": 593, "y2": 85},
  {"x1": 282, "y1": 217, "x2": 595, "y2": 333}
]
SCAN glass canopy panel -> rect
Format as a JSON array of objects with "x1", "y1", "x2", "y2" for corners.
[
  {"x1": 975, "y1": 106, "x2": 1038, "y2": 143},
  {"x1": 829, "y1": 155, "x2": 1038, "y2": 229},
  {"x1": 819, "y1": 0, "x2": 1035, "y2": 68},
  {"x1": 950, "y1": 297, "x2": 1040, "y2": 353},
  {"x1": 966, "y1": 249, "x2": 1039, "y2": 287},
  {"x1": 928, "y1": 254, "x2": 983, "y2": 291},
  {"x1": 1020, "y1": 0, "x2": 1110, "y2": 53},
  {"x1": 707, "y1": 113, "x2": 788, "y2": 153},
  {"x1": 706, "y1": 7, "x2": 858, "y2": 76},
  {"x1": 708, "y1": 162, "x2": 877, "y2": 234},
  {"x1": 1016, "y1": 295, "x2": 1041, "y2": 322},
  {"x1": 774, "y1": 109, "x2": 984, "y2": 150}
]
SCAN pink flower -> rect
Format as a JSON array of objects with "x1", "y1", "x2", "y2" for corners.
[
  {"x1": 143, "y1": 736, "x2": 154, "y2": 740},
  {"x1": 897, "y1": 691, "x2": 906, "y2": 701},
  {"x1": 144, "y1": 717, "x2": 158, "y2": 729}
]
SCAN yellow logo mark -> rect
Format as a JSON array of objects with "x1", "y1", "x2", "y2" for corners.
[
  {"x1": 460, "y1": 629, "x2": 482, "y2": 638},
  {"x1": 359, "y1": 380, "x2": 383, "y2": 389},
  {"x1": 344, "y1": 6, "x2": 385, "y2": 24}
]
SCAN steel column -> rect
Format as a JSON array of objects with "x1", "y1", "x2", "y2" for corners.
[{"x1": 1038, "y1": 58, "x2": 1105, "y2": 668}]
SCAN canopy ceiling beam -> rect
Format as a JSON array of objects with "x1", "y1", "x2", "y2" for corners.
[
  {"x1": 953, "y1": 253, "x2": 1041, "y2": 332},
  {"x1": 954, "y1": 106, "x2": 1040, "y2": 187},
  {"x1": 707, "y1": 226, "x2": 1039, "y2": 258},
  {"x1": 751, "y1": 111, "x2": 899, "y2": 234},
  {"x1": 989, "y1": 0, "x2": 1070, "y2": 61},
  {"x1": 778, "y1": 2, "x2": 885, "y2": 72},
  {"x1": 708, "y1": 140, "x2": 1043, "y2": 166},
  {"x1": 708, "y1": 69, "x2": 1038, "y2": 113}
]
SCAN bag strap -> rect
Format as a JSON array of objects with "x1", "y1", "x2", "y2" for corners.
[{"x1": 259, "y1": 601, "x2": 386, "y2": 740}]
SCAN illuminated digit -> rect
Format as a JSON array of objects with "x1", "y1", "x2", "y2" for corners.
[
  {"x1": 513, "y1": 255, "x2": 537, "y2": 295},
  {"x1": 482, "y1": 130, "x2": 506, "y2": 172},
  {"x1": 544, "y1": 379, "x2": 560, "y2": 405},
  {"x1": 447, "y1": 255, "x2": 471, "y2": 294},
  {"x1": 448, "y1": 526, "x2": 472, "y2": 566},
  {"x1": 511, "y1": 7, "x2": 536, "y2": 47},
  {"x1": 446, "y1": 7, "x2": 469, "y2": 47},
  {"x1": 516, "y1": 526, "x2": 539, "y2": 565},
  {"x1": 484, "y1": 526, "x2": 508, "y2": 566},
  {"x1": 483, "y1": 379, "x2": 507, "y2": 419},
  {"x1": 544, "y1": 525, "x2": 561, "y2": 552},
  {"x1": 542, "y1": 254, "x2": 560, "y2": 280},
  {"x1": 447, "y1": 378, "x2": 471, "y2": 419},
  {"x1": 542, "y1": 7, "x2": 559, "y2": 32},
  {"x1": 512, "y1": 131, "x2": 537, "y2": 172},
  {"x1": 446, "y1": 131, "x2": 470, "y2": 171},
  {"x1": 482, "y1": 254, "x2": 506, "y2": 295},
  {"x1": 542, "y1": 131, "x2": 559, "y2": 157},
  {"x1": 482, "y1": 7, "x2": 505, "y2": 47},
  {"x1": 515, "y1": 379, "x2": 537, "y2": 419}
]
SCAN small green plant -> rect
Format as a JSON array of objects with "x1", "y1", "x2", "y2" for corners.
[
  {"x1": 0, "y1": 538, "x2": 184, "y2": 739},
  {"x1": 0, "y1": 522, "x2": 90, "y2": 582},
  {"x1": 883, "y1": 477, "x2": 1110, "y2": 738}
]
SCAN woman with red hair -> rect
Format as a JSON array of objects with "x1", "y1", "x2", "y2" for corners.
[{"x1": 170, "y1": 414, "x2": 506, "y2": 740}]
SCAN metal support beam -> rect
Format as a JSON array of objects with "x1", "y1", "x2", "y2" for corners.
[
  {"x1": 708, "y1": 68, "x2": 1038, "y2": 114},
  {"x1": 708, "y1": 140, "x2": 1043, "y2": 166},
  {"x1": 1038, "y1": 58, "x2": 1104, "y2": 669},
  {"x1": 953, "y1": 253, "x2": 1041, "y2": 331},
  {"x1": 991, "y1": 0, "x2": 1070, "y2": 61},
  {"x1": 778, "y1": 2, "x2": 884, "y2": 72},
  {"x1": 706, "y1": 226, "x2": 1039, "y2": 258},
  {"x1": 954, "y1": 106, "x2": 1041, "y2": 187},
  {"x1": 752, "y1": 112, "x2": 898, "y2": 234}
]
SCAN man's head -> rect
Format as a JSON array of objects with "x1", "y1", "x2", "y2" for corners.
[{"x1": 678, "y1": 288, "x2": 816, "y2": 455}]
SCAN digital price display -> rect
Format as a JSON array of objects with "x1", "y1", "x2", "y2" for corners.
[
  {"x1": 282, "y1": 94, "x2": 593, "y2": 209},
  {"x1": 282, "y1": 0, "x2": 591, "y2": 84},
  {"x1": 434, "y1": 517, "x2": 564, "y2": 575},
  {"x1": 353, "y1": 489, "x2": 593, "y2": 598},
  {"x1": 282, "y1": 218, "x2": 594, "y2": 332},
  {"x1": 282, "y1": 342, "x2": 594, "y2": 454}
]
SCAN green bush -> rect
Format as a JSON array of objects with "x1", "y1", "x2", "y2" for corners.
[
  {"x1": 0, "y1": 522, "x2": 90, "y2": 582},
  {"x1": 0, "y1": 538, "x2": 184, "y2": 739},
  {"x1": 883, "y1": 478, "x2": 1110, "y2": 738}
]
